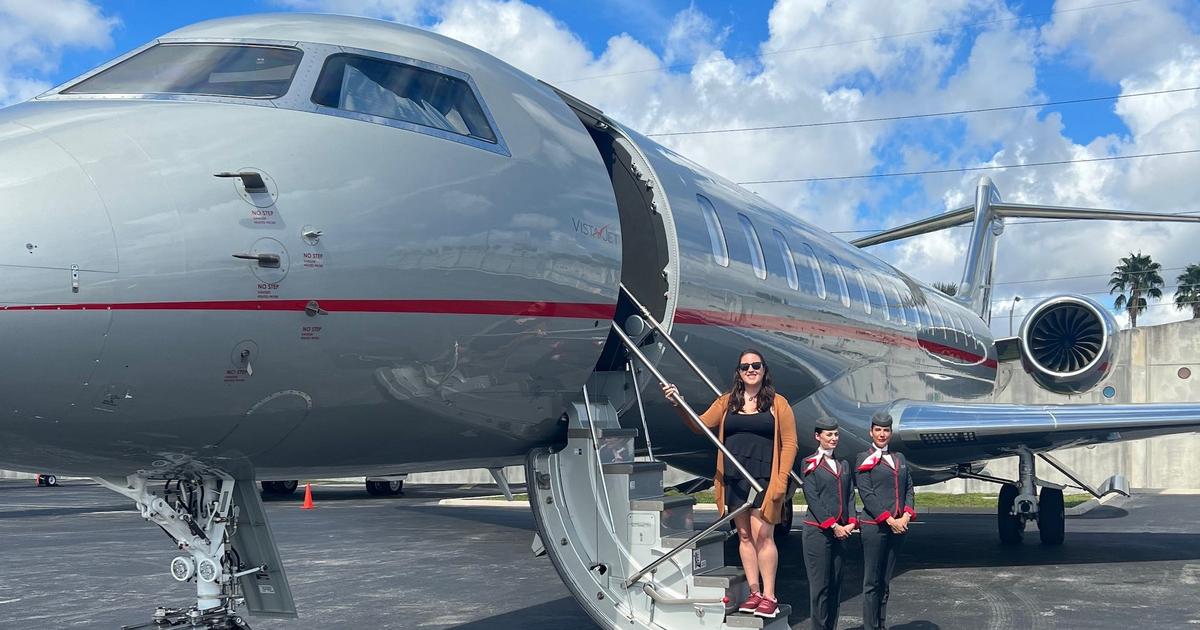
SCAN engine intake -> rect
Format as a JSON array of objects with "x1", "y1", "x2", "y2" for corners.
[{"x1": 1018, "y1": 295, "x2": 1119, "y2": 395}]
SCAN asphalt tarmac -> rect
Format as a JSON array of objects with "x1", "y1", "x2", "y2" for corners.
[{"x1": 1, "y1": 480, "x2": 1198, "y2": 629}]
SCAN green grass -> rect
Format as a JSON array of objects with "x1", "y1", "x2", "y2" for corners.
[
  {"x1": 668, "y1": 489, "x2": 1090, "y2": 509},
  {"x1": 469, "y1": 491, "x2": 1091, "y2": 509}
]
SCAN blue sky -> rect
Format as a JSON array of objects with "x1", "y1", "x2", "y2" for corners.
[
  {"x1": 6, "y1": 0, "x2": 1200, "y2": 330},
  {"x1": 46, "y1": 1, "x2": 1138, "y2": 169},
  {"x1": 48, "y1": 1, "x2": 1126, "y2": 143}
]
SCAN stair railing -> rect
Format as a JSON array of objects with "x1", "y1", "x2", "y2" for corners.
[
  {"x1": 610, "y1": 321, "x2": 760, "y2": 588},
  {"x1": 619, "y1": 284, "x2": 804, "y2": 490},
  {"x1": 626, "y1": 361, "x2": 656, "y2": 461}
]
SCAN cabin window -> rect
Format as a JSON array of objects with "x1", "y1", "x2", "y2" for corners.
[
  {"x1": 64, "y1": 44, "x2": 303, "y2": 98},
  {"x1": 312, "y1": 53, "x2": 497, "y2": 142},
  {"x1": 852, "y1": 269, "x2": 871, "y2": 315},
  {"x1": 949, "y1": 311, "x2": 965, "y2": 344},
  {"x1": 916, "y1": 301, "x2": 933, "y2": 329},
  {"x1": 886, "y1": 282, "x2": 906, "y2": 325},
  {"x1": 798, "y1": 242, "x2": 825, "y2": 299},
  {"x1": 868, "y1": 274, "x2": 889, "y2": 321},
  {"x1": 822, "y1": 255, "x2": 850, "y2": 308},
  {"x1": 737, "y1": 214, "x2": 768, "y2": 280},
  {"x1": 771, "y1": 230, "x2": 799, "y2": 290},
  {"x1": 696, "y1": 195, "x2": 730, "y2": 267},
  {"x1": 900, "y1": 284, "x2": 919, "y2": 327},
  {"x1": 931, "y1": 301, "x2": 949, "y2": 341}
]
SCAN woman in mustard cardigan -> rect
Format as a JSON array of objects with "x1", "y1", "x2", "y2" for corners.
[{"x1": 662, "y1": 349, "x2": 798, "y2": 619}]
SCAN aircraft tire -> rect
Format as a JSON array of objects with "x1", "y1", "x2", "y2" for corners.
[
  {"x1": 997, "y1": 484, "x2": 1024, "y2": 544},
  {"x1": 1038, "y1": 487, "x2": 1065, "y2": 545},
  {"x1": 774, "y1": 496, "x2": 793, "y2": 538}
]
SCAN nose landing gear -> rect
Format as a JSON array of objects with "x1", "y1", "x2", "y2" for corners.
[{"x1": 97, "y1": 471, "x2": 296, "y2": 629}]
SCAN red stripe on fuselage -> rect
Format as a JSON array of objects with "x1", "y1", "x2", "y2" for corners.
[
  {"x1": 674, "y1": 307, "x2": 997, "y2": 369},
  {"x1": 0, "y1": 299, "x2": 617, "y2": 319},
  {"x1": 1, "y1": 299, "x2": 996, "y2": 367}
]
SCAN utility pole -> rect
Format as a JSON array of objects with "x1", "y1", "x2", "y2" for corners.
[{"x1": 1008, "y1": 296, "x2": 1022, "y2": 336}]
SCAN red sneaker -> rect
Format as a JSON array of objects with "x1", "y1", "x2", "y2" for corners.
[
  {"x1": 754, "y1": 596, "x2": 780, "y2": 618},
  {"x1": 737, "y1": 592, "x2": 763, "y2": 614}
]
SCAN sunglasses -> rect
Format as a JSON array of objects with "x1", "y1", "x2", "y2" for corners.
[{"x1": 737, "y1": 362, "x2": 763, "y2": 372}]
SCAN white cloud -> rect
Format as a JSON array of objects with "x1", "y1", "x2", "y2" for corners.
[
  {"x1": 0, "y1": 0, "x2": 118, "y2": 106},
  {"x1": 1040, "y1": 0, "x2": 1197, "y2": 82}
]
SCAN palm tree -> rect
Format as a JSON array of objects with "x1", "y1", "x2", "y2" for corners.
[
  {"x1": 932, "y1": 282, "x2": 958, "y2": 296},
  {"x1": 1108, "y1": 252, "x2": 1164, "y2": 328},
  {"x1": 1174, "y1": 264, "x2": 1200, "y2": 319}
]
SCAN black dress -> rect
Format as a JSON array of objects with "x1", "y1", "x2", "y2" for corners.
[{"x1": 723, "y1": 408, "x2": 775, "y2": 512}]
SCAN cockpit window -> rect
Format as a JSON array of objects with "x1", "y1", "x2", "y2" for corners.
[
  {"x1": 63, "y1": 44, "x2": 302, "y2": 98},
  {"x1": 312, "y1": 53, "x2": 497, "y2": 143}
]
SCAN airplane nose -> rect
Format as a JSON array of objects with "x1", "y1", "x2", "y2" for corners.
[
  {"x1": 0, "y1": 117, "x2": 118, "y2": 274},
  {"x1": 0, "y1": 115, "x2": 118, "y2": 457}
]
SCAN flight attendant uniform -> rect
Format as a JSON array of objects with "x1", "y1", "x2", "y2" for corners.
[
  {"x1": 800, "y1": 420, "x2": 856, "y2": 630},
  {"x1": 854, "y1": 415, "x2": 915, "y2": 630}
]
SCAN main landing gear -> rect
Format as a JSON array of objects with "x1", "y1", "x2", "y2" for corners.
[
  {"x1": 97, "y1": 471, "x2": 296, "y2": 629},
  {"x1": 959, "y1": 447, "x2": 1129, "y2": 546},
  {"x1": 259, "y1": 480, "x2": 298, "y2": 496},
  {"x1": 365, "y1": 477, "x2": 404, "y2": 496},
  {"x1": 995, "y1": 481, "x2": 1063, "y2": 545},
  {"x1": 35, "y1": 473, "x2": 59, "y2": 487},
  {"x1": 958, "y1": 448, "x2": 1066, "y2": 546}
]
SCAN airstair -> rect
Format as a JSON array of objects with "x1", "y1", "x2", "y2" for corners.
[{"x1": 526, "y1": 287, "x2": 793, "y2": 629}]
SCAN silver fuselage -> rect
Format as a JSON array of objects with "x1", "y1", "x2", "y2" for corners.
[{"x1": 0, "y1": 14, "x2": 998, "y2": 483}]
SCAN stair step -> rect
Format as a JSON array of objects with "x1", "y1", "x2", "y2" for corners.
[
  {"x1": 601, "y1": 461, "x2": 667, "y2": 475},
  {"x1": 629, "y1": 494, "x2": 695, "y2": 512},
  {"x1": 660, "y1": 528, "x2": 727, "y2": 549},
  {"x1": 724, "y1": 604, "x2": 792, "y2": 628},
  {"x1": 693, "y1": 565, "x2": 746, "y2": 590},
  {"x1": 566, "y1": 427, "x2": 640, "y2": 439}
]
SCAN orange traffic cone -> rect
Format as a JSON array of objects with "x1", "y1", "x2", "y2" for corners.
[{"x1": 301, "y1": 483, "x2": 315, "y2": 510}]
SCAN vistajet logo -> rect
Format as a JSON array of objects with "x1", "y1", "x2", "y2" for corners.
[{"x1": 571, "y1": 217, "x2": 619, "y2": 245}]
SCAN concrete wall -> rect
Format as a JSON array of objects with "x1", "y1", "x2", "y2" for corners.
[
  {"x1": 0, "y1": 470, "x2": 35, "y2": 480},
  {"x1": 926, "y1": 318, "x2": 1200, "y2": 492}
]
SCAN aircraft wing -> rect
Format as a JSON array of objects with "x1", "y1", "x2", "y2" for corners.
[{"x1": 891, "y1": 400, "x2": 1200, "y2": 465}]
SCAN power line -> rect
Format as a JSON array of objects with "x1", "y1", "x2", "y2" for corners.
[
  {"x1": 831, "y1": 209, "x2": 1200, "y2": 235},
  {"x1": 986, "y1": 283, "x2": 1189, "y2": 308},
  {"x1": 735, "y1": 148, "x2": 1200, "y2": 184},
  {"x1": 993, "y1": 266, "x2": 1188, "y2": 286},
  {"x1": 553, "y1": 0, "x2": 1143, "y2": 84},
  {"x1": 991, "y1": 298, "x2": 1200, "y2": 315},
  {"x1": 647, "y1": 86, "x2": 1199, "y2": 137}
]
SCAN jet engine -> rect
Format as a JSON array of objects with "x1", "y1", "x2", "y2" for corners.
[{"x1": 1017, "y1": 295, "x2": 1119, "y2": 395}]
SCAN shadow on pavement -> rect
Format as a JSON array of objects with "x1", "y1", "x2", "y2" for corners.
[{"x1": 444, "y1": 596, "x2": 585, "y2": 629}]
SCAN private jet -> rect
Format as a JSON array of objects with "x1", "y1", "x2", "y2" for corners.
[{"x1": 1, "y1": 13, "x2": 1198, "y2": 630}]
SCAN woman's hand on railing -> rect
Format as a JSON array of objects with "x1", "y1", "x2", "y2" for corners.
[{"x1": 661, "y1": 383, "x2": 681, "y2": 406}]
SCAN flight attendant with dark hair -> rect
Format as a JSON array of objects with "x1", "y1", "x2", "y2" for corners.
[
  {"x1": 800, "y1": 417, "x2": 856, "y2": 630},
  {"x1": 662, "y1": 349, "x2": 798, "y2": 619},
  {"x1": 854, "y1": 412, "x2": 915, "y2": 630}
]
